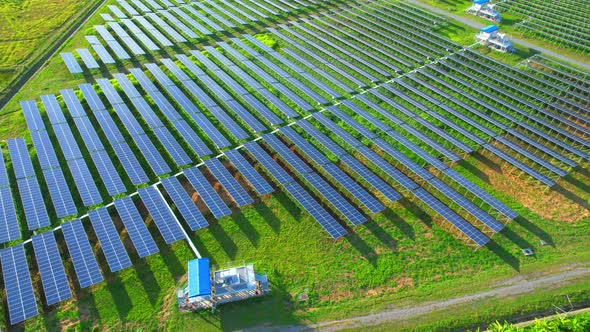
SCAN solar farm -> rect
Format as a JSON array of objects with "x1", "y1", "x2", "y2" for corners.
[{"x1": 0, "y1": 0, "x2": 588, "y2": 330}]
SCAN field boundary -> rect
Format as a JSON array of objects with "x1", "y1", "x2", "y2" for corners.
[{"x1": 0, "y1": 0, "x2": 106, "y2": 113}]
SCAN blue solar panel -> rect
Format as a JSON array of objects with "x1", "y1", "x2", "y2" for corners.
[
  {"x1": 96, "y1": 78, "x2": 125, "y2": 105},
  {"x1": 61, "y1": 52, "x2": 83, "y2": 74},
  {"x1": 484, "y1": 144, "x2": 555, "y2": 187},
  {"x1": 284, "y1": 181, "x2": 347, "y2": 239},
  {"x1": 171, "y1": 7, "x2": 211, "y2": 35},
  {"x1": 279, "y1": 126, "x2": 330, "y2": 165},
  {"x1": 152, "y1": 126, "x2": 192, "y2": 166},
  {"x1": 413, "y1": 188, "x2": 489, "y2": 246},
  {"x1": 61, "y1": 89, "x2": 87, "y2": 118},
  {"x1": 21, "y1": 100, "x2": 46, "y2": 132},
  {"x1": 138, "y1": 186, "x2": 184, "y2": 244},
  {"x1": 61, "y1": 220, "x2": 104, "y2": 288},
  {"x1": 86, "y1": 36, "x2": 116, "y2": 64},
  {"x1": 225, "y1": 149, "x2": 274, "y2": 196},
  {"x1": 108, "y1": 21, "x2": 146, "y2": 55},
  {"x1": 67, "y1": 158, "x2": 102, "y2": 206},
  {"x1": 111, "y1": 142, "x2": 150, "y2": 185},
  {"x1": 88, "y1": 207, "x2": 132, "y2": 272},
  {"x1": 304, "y1": 172, "x2": 366, "y2": 225},
  {"x1": 112, "y1": 103, "x2": 145, "y2": 136},
  {"x1": 133, "y1": 134, "x2": 171, "y2": 175},
  {"x1": 8, "y1": 138, "x2": 36, "y2": 179},
  {"x1": 0, "y1": 244, "x2": 38, "y2": 325},
  {"x1": 312, "y1": 113, "x2": 361, "y2": 148},
  {"x1": 372, "y1": 138, "x2": 435, "y2": 181},
  {"x1": 94, "y1": 25, "x2": 131, "y2": 60},
  {"x1": 205, "y1": 158, "x2": 253, "y2": 207},
  {"x1": 160, "y1": 177, "x2": 208, "y2": 231},
  {"x1": 159, "y1": 10, "x2": 198, "y2": 39},
  {"x1": 323, "y1": 163, "x2": 384, "y2": 214},
  {"x1": 90, "y1": 150, "x2": 127, "y2": 196},
  {"x1": 76, "y1": 48, "x2": 100, "y2": 69},
  {"x1": 33, "y1": 242, "x2": 62, "y2": 291},
  {"x1": 16, "y1": 177, "x2": 50, "y2": 230},
  {"x1": 42, "y1": 168, "x2": 77, "y2": 218},
  {"x1": 79, "y1": 83, "x2": 107, "y2": 112},
  {"x1": 114, "y1": 197, "x2": 159, "y2": 258},
  {"x1": 30, "y1": 130, "x2": 60, "y2": 170},
  {"x1": 356, "y1": 145, "x2": 419, "y2": 192},
  {"x1": 53, "y1": 123, "x2": 83, "y2": 160},
  {"x1": 72, "y1": 116, "x2": 104, "y2": 153},
  {"x1": 0, "y1": 187, "x2": 20, "y2": 243},
  {"x1": 339, "y1": 154, "x2": 402, "y2": 203},
  {"x1": 38, "y1": 94, "x2": 66, "y2": 124},
  {"x1": 173, "y1": 120, "x2": 212, "y2": 157},
  {"x1": 295, "y1": 119, "x2": 346, "y2": 157},
  {"x1": 263, "y1": 133, "x2": 313, "y2": 174},
  {"x1": 32, "y1": 231, "x2": 72, "y2": 305},
  {"x1": 146, "y1": 13, "x2": 187, "y2": 43},
  {"x1": 188, "y1": 113, "x2": 231, "y2": 148},
  {"x1": 243, "y1": 141, "x2": 293, "y2": 185},
  {"x1": 92, "y1": 110, "x2": 125, "y2": 143},
  {"x1": 183, "y1": 166, "x2": 231, "y2": 219}
]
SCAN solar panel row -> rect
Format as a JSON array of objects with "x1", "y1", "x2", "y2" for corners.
[
  {"x1": 138, "y1": 186, "x2": 184, "y2": 244},
  {"x1": 31, "y1": 231, "x2": 72, "y2": 305},
  {"x1": 0, "y1": 244, "x2": 38, "y2": 324}
]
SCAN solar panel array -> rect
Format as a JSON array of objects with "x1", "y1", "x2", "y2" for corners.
[
  {"x1": 61, "y1": 219, "x2": 104, "y2": 288},
  {"x1": 0, "y1": 244, "x2": 38, "y2": 324},
  {"x1": 0, "y1": 146, "x2": 21, "y2": 243},
  {"x1": 31, "y1": 232, "x2": 72, "y2": 305},
  {"x1": 114, "y1": 197, "x2": 159, "y2": 258}
]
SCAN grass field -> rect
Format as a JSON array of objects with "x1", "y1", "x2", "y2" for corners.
[
  {"x1": 0, "y1": 0, "x2": 102, "y2": 108},
  {"x1": 0, "y1": 0, "x2": 589, "y2": 331}
]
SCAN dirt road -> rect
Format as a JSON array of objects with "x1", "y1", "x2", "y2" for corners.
[
  {"x1": 404, "y1": 0, "x2": 590, "y2": 71},
  {"x1": 253, "y1": 263, "x2": 590, "y2": 331}
]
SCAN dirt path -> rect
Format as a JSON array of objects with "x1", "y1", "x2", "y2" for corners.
[
  {"x1": 255, "y1": 263, "x2": 590, "y2": 331},
  {"x1": 404, "y1": 0, "x2": 590, "y2": 71}
]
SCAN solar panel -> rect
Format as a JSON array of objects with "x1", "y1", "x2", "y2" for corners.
[
  {"x1": 146, "y1": 13, "x2": 187, "y2": 43},
  {"x1": 0, "y1": 244, "x2": 38, "y2": 325},
  {"x1": 108, "y1": 5, "x2": 127, "y2": 18},
  {"x1": 372, "y1": 138, "x2": 435, "y2": 181},
  {"x1": 484, "y1": 144, "x2": 555, "y2": 187},
  {"x1": 295, "y1": 119, "x2": 346, "y2": 157},
  {"x1": 16, "y1": 177, "x2": 50, "y2": 230},
  {"x1": 243, "y1": 141, "x2": 293, "y2": 185},
  {"x1": 76, "y1": 48, "x2": 100, "y2": 69},
  {"x1": 171, "y1": 7, "x2": 211, "y2": 36},
  {"x1": 413, "y1": 188, "x2": 489, "y2": 246},
  {"x1": 110, "y1": 142, "x2": 150, "y2": 185},
  {"x1": 138, "y1": 186, "x2": 184, "y2": 244},
  {"x1": 108, "y1": 21, "x2": 146, "y2": 55},
  {"x1": 205, "y1": 158, "x2": 253, "y2": 207},
  {"x1": 53, "y1": 123, "x2": 83, "y2": 160},
  {"x1": 263, "y1": 133, "x2": 313, "y2": 174},
  {"x1": 31, "y1": 231, "x2": 72, "y2": 305},
  {"x1": 90, "y1": 150, "x2": 127, "y2": 196},
  {"x1": 428, "y1": 177, "x2": 504, "y2": 232},
  {"x1": 93, "y1": 26, "x2": 131, "y2": 60},
  {"x1": 96, "y1": 78, "x2": 125, "y2": 105},
  {"x1": 121, "y1": 19, "x2": 160, "y2": 51},
  {"x1": 114, "y1": 197, "x2": 159, "y2": 258},
  {"x1": 323, "y1": 163, "x2": 384, "y2": 214},
  {"x1": 356, "y1": 145, "x2": 419, "y2": 192},
  {"x1": 183, "y1": 166, "x2": 231, "y2": 218},
  {"x1": 160, "y1": 176, "x2": 208, "y2": 231},
  {"x1": 279, "y1": 126, "x2": 330, "y2": 165},
  {"x1": 60, "y1": 88, "x2": 87, "y2": 118},
  {"x1": 7, "y1": 138, "x2": 35, "y2": 179},
  {"x1": 21, "y1": 100, "x2": 45, "y2": 132},
  {"x1": 133, "y1": 133, "x2": 171, "y2": 175},
  {"x1": 71, "y1": 117, "x2": 103, "y2": 153},
  {"x1": 188, "y1": 113, "x2": 231, "y2": 148},
  {"x1": 225, "y1": 149, "x2": 274, "y2": 195},
  {"x1": 67, "y1": 158, "x2": 102, "y2": 206},
  {"x1": 92, "y1": 110, "x2": 125, "y2": 143},
  {"x1": 61, "y1": 220, "x2": 103, "y2": 288},
  {"x1": 158, "y1": 10, "x2": 198, "y2": 39},
  {"x1": 88, "y1": 207, "x2": 132, "y2": 272},
  {"x1": 0, "y1": 187, "x2": 20, "y2": 243},
  {"x1": 42, "y1": 168, "x2": 77, "y2": 218},
  {"x1": 79, "y1": 83, "x2": 106, "y2": 112},
  {"x1": 61, "y1": 52, "x2": 83, "y2": 74},
  {"x1": 152, "y1": 126, "x2": 192, "y2": 166},
  {"x1": 184, "y1": 6, "x2": 223, "y2": 31},
  {"x1": 135, "y1": 16, "x2": 173, "y2": 47},
  {"x1": 30, "y1": 130, "x2": 60, "y2": 170},
  {"x1": 312, "y1": 113, "x2": 361, "y2": 147},
  {"x1": 339, "y1": 154, "x2": 402, "y2": 203},
  {"x1": 117, "y1": 0, "x2": 139, "y2": 15},
  {"x1": 283, "y1": 181, "x2": 347, "y2": 239},
  {"x1": 173, "y1": 120, "x2": 212, "y2": 157}
]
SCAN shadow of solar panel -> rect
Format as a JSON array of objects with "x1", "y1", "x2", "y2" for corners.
[
  {"x1": 138, "y1": 186, "x2": 184, "y2": 244},
  {"x1": 32, "y1": 232, "x2": 72, "y2": 305},
  {"x1": 61, "y1": 220, "x2": 104, "y2": 288},
  {"x1": 225, "y1": 149, "x2": 274, "y2": 196},
  {"x1": 205, "y1": 158, "x2": 253, "y2": 207},
  {"x1": 161, "y1": 177, "x2": 208, "y2": 231},
  {"x1": 284, "y1": 181, "x2": 347, "y2": 239},
  {"x1": 183, "y1": 166, "x2": 231, "y2": 218},
  {"x1": 0, "y1": 244, "x2": 38, "y2": 324},
  {"x1": 88, "y1": 207, "x2": 132, "y2": 272}
]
